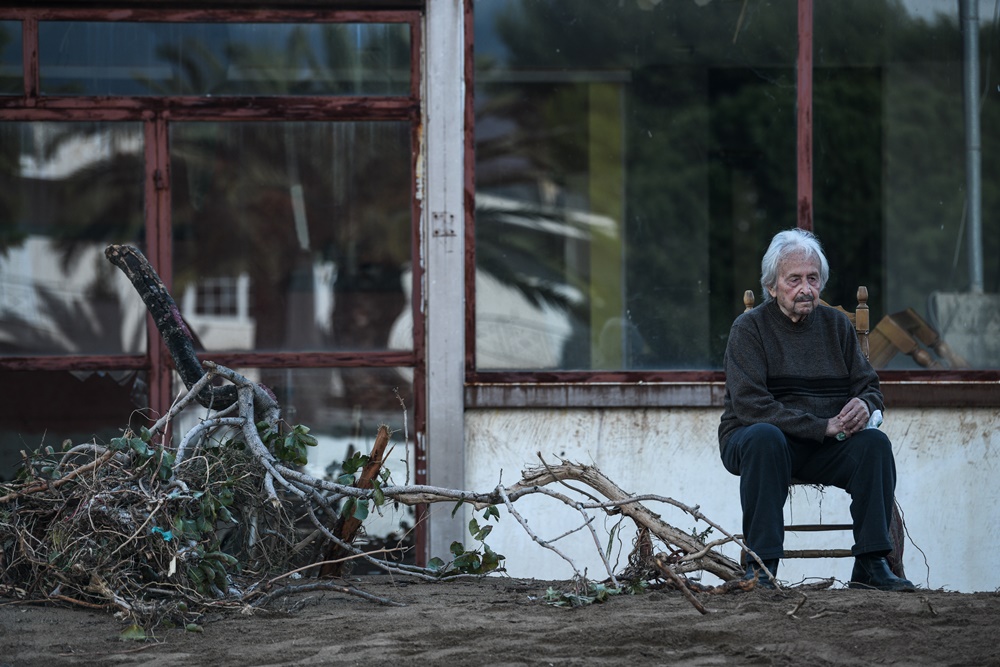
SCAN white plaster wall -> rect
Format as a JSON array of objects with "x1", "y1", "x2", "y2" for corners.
[{"x1": 464, "y1": 407, "x2": 999, "y2": 593}]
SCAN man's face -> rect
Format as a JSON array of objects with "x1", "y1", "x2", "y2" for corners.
[{"x1": 769, "y1": 253, "x2": 821, "y2": 322}]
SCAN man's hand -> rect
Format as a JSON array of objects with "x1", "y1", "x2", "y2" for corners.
[{"x1": 825, "y1": 398, "x2": 871, "y2": 439}]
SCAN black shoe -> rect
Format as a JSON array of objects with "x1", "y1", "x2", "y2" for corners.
[
  {"x1": 849, "y1": 555, "x2": 916, "y2": 591},
  {"x1": 743, "y1": 559, "x2": 779, "y2": 589}
]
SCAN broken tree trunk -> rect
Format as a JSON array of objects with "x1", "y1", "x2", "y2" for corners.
[
  {"x1": 320, "y1": 424, "x2": 391, "y2": 577},
  {"x1": 105, "y1": 244, "x2": 238, "y2": 411}
]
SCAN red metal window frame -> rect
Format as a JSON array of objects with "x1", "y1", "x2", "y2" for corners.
[
  {"x1": 461, "y1": 0, "x2": 1000, "y2": 408},
  {"x1": 0, "y1": 7, "x2": 429, "y2": 439}
]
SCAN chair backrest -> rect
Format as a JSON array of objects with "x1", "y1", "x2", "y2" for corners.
[{"x1": 742, "y1": 287, "x2": 871, "y2": 360}]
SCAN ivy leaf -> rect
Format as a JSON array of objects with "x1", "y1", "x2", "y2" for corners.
[
  {"x1": 483, "y1": 505, "x2": 500, "y2": 521},
  {"x1": 449, "y1": 541, "x2": 465, "y2": 557},
  {"x1": 480, "y1": 548, "x2": 502, "y2": 573},
  {"x1": 340, "y1": 498, "x2": 357, "y2": 519},
  {"x1": 452, "y1": 552, "x2": 481, "y2": 572},
  {"x1": 428, "y1": 557, "x2": 445, "y2": 572},
  {"x1": 119, "y1": 624, "x2": 146, "y2": 642},
  {"x1": 352, "y1": 498, "x2": 369, "y2": 521}
]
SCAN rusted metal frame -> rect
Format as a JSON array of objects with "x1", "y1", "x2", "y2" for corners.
[
  {"x1": 463, "y1": 0, "x2": 477, "y2": 385},
  {"x1": 145, "y1": 115, "x2": 173, "y2": 422},
  {"x1": 467, "y1": 370, "x2": 723, "y2": 384},
  {"x1": 796, "y1": 0, "x2": 813, "y2": 231},
  {"x1": 465, "y1": 372, "x2": 1000, "y2": 409},
  {"x1": 21, "y1": 17, "x2": 38, "y2": 102},
  {"x1": 0, "y1": 98, "x2": 419, "y2": 121},
  {"x1": 195, "y1": 351, "x2": 418, "y2": 369},
  {"x1": 0, "y1": 355, "x2": 148, "y2": 372},
  {"x1": 0, "y1": 7, "x2": 420, "y2": 23}
]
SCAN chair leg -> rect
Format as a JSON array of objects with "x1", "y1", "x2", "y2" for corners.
[{"x1": 886, "y1": 500, "x2": 906, "y2": 579}]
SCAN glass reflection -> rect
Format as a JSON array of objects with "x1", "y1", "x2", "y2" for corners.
[
  {"x1": 474, "y1": 0, "x2": 796, "y2": 370},
  {"x1": 38, "y1": 22, "x2": 411, "y2": 96},
  {"x1": 0, "y1": 21, "x2": 21, "y2": 94},
  {"x1": 814, "y1": 0, "x2": 1000, "y2": 369},
  {"x1": 0, "y1": 368, "x2": 149, "y2": 481},
  {"x1": 0, "y1": 122, "x2": 147, "y2": 356},
  {"x1": 171, "y1": 122, "x2": 413, "y2": 354}
]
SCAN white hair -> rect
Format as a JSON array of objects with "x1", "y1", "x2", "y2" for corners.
[{"x1": 760, "y1": 228, "x2": 829, "y2": 302}]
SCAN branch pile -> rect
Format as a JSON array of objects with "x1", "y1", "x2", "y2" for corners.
[{"x1": 0, "y1": 245, "x2": 756, "y2": 629}]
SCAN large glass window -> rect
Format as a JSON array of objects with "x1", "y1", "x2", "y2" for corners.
[
  {"x1": 0, "y1": 10, "x2": 421, "y2": 494},
  {"x1": 814, "y1": 1, "x2": 1000, "y2": 370},
  {"x1": 0, "y1": 20, "x2": 20, "y2": 94},
  {"x1": 475, "y1": 0, "x2": 1000, "y2": 373},
  {"x1": 474, "y1": 0, "x2": 797, "y2": 371},
  {"x1": 38, "y1": 22, "x2": 411, "y2": 96},
  {"x1": 0, "y1": 122, "x2": 147, "y2": 357},
  {"x1": 171, "y1": 122, "x2": 413, "y2": 354}
]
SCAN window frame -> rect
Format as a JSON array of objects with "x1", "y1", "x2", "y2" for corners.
[
  {"x1": 462, "y1": 0, "x2": 1000, "y2": 409},
  {"x1": 0, "y1": 6, "x2": 428, "y2": 431}
]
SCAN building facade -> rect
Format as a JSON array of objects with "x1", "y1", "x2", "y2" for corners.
[{"x1": 1, "y1": 0, "x2": 998, "y2": 591}]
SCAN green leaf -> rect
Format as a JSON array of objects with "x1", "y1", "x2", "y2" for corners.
[
  {"x1": 480, "y1": 549, "x2": 501, "y2": 573},
  {"x1": 372, "y1": 485, "x2": 385, "y2": 507},
  {"x1": 340, "y1": 498, "x2": 356, "y2": 519},
  {"x1": 185, "y1": 623, "x2": 204, "y2": 633},
  {"x1": 337, "y1": 473, "x2": 356, "y2": 486},
  {"x1": 474, "y1": 524, "x2": 493, "y2": 541},
  {"x1": 119, "y1": 624, "x2": 146, "y2": 642},
  {"x1": 139, "y1": 426, "x2": 152, "y2": 442},
  {"x1": 451, "y1": 500, "x2": 464, "y2": 518},
  {"x1": 468, "y1": 518, "x2": 481, "y2": 536},
  {"x1": 449, "y1": 541, "x2": 465, "y2": 557},
  {"x1": 352, "y1": 498, "x2": 370, "y2": 521},
  {"x1": 452, "y1": 552, "x2": 481, "y2": 572},
  {"x1": 129, "y1": 437, "x2": 150, "y2": 458},
  {"x1": 483, "y1": 505, "x2": 500, "y2": 521}
]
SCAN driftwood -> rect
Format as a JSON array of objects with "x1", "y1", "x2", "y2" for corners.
[
  {"x1": 104, "y1": 244, "x2": 238, "y2": 411},
  {"x1": 509, "y1": 460, "x2": 744, "y2": 583}
]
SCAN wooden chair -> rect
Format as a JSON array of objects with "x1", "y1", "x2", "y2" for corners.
[
  {"x1": 740, "y1": 287, "x2": 906, "y2": 577},
  {"x1": 869, "y1": 308, "x2": 968, "y2": 370}
]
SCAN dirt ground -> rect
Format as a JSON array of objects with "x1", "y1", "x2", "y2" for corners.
[{"x1": 1, "y1": 576, "x2": 998, "y2": 667}]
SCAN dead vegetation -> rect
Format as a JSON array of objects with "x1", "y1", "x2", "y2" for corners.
[{"x1": 0, "y1": 245, "x2": 767, "y2": 632}]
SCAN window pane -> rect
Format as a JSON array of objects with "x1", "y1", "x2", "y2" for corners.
[
  {"x1": 38, "y1": 21, "x2": 410, "y2": 96},
  {"x1": 474, "y1": 0, "x2": 797, "y2": 371},
  {"x1": 0, "y1": 20, "x2": 21, "y2": 94},
  {"x1": 0, "y1": 368, "x2": 149, "y2": 481},
  {"x1": 814, "y1": 1, "x2": 1000, "y2": 369},
  {"x1": 0, "y1": 122, "x2": 147, "y2": 356},
  {"x1": 171, "y1": 122, "x2": 413, "y2": 354}
]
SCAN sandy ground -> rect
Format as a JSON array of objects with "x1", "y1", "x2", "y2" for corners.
[{"x1": 1, "y1": 576, "x2": 998, "y2": 667}]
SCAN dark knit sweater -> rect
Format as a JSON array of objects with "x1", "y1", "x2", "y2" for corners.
[{"x1": 718, "y1": 299, "x2": 884, "y2": 451}]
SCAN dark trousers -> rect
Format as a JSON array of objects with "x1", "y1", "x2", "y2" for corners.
[{"x1": 721, "y1": 423, "x2": 896, "y2": 561}]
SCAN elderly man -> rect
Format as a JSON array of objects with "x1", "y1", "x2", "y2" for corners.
[{"x1": 718, "y1": 228, "x2": 914, "y2": 591}]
